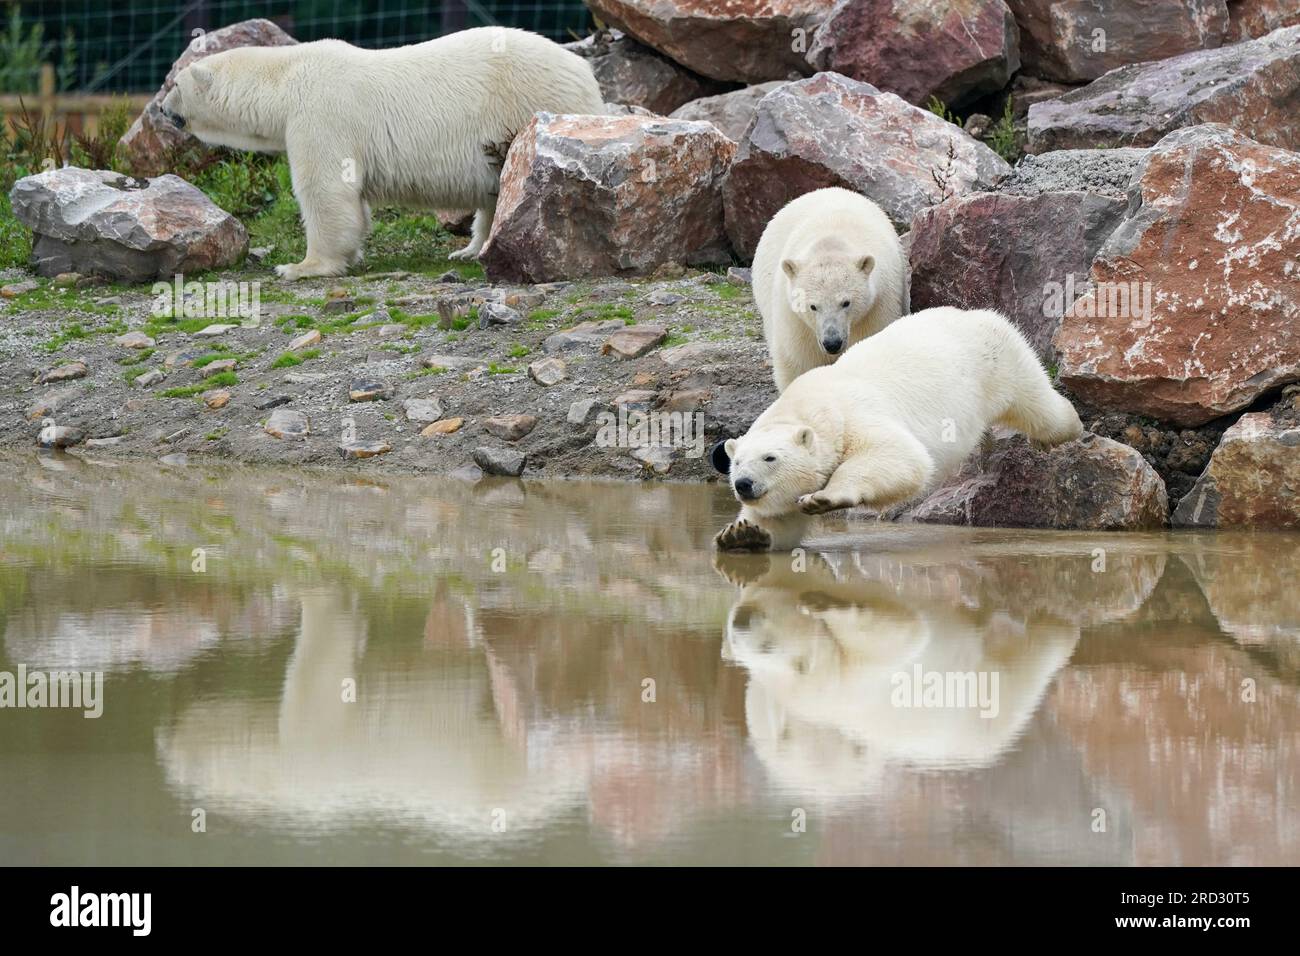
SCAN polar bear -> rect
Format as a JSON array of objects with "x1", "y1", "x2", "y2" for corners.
[
  {"x1": 159, "y1": 27, "x2": 604, "y2": 279},
  {"x1": 753, "y1": 187, "x2": 907, "y2": 392},
  {"x1": 715, "y1": 307, "x2": 1084, "y2": 551}
]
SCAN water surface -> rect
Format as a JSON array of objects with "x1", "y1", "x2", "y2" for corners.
[{"x1": 1, "y1": 454, "x2": 1298, "y2": 865}]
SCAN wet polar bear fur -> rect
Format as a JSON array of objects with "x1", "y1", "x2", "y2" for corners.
[
  {"x1": 715, "y1": 307, "x2": 1084, "y2": 552},
  {"x1": 160, "y1": 27, "x2": 604, "y2": 280},
  {"x1": 753, "y1": 187, "x2": 907, "y2": 392}
]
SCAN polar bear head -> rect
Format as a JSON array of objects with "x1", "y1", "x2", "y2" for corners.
[
  {"x1": 160, "y1": 49, "x2": 290, "y2": 154},
  {"x1": 724, "y1": 422, "x2": 832, "y2": 516},
  {"x1": 782, "y1": 254, "x2": 877, "y2": 357}
]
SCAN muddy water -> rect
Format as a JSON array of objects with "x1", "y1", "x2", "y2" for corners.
[{"x1": 1, "y1": 454, "x2": 1298, "y2": 865}]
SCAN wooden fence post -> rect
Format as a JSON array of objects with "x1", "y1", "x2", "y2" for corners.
[{"x1": 39, "y1": 62, "x2": 55, "y2": 128}]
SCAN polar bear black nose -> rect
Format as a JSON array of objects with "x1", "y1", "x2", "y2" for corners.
[
  {"x1": 734, "y1": 477, "x2": 757, "y2": 500},
  {"x1": 821, "y1": 334, "x2": 843, "y2": 355}
]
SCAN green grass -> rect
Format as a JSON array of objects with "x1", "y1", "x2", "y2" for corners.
[
  {"x1": 205, "y1": 427, "x2": 230, "y2": 441},
  {"x1": 116, "y1": 347, "x2": 157, "y2": 366},
  {"x1": 269, "y1": 347, "x2": 320, "y2": 368},
  {"x1": 123, "y1": 365, "x2": 153, "y2": 384},
  {"x1": 0, "y1": 192, "x2": 29, "y2": 271},
  {"x1": 159, "y1": 371, "x2": 238, "y2": 398},
  {"x1": 486, "y1": 363, "x2": 519, "y2": 375},
  {"x1": 713, "y1": 284, "x2": 745, "y2": 300},
  {"x1": 506, "y1": 343, "x2": 530, "y2": 359},
  {"x1": 527, "y1": 308, "x2": 561, "y2": 329}
]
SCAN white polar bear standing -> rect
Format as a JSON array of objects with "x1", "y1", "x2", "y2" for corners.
[
  {"x1": 159, "y1": 27, "x2": 604, "y2": 279},
  {"x1": 752, "y1": 187, "x2": 907, "y2": 392},
  {"x1": 715, "y1": 307, "x2": 1084, "y2": 552}
]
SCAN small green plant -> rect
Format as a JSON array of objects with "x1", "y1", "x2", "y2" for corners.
[
  {"x1": 926, "y1": 96, "x2": 959, "y2": 126},
  {"x1": 160, "y1": 371, "x2": 238, "y2": 398},
  {"x1": 988, "y1": 96, "x2": 1018, "y2": 163},
  {"x1": 506, "y1": 343, "x2": 530, "y2": 359}
]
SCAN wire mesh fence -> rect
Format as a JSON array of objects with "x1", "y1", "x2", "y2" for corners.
[{"x1": 0, "y1": 1, "x2": 596, "y2": 94}]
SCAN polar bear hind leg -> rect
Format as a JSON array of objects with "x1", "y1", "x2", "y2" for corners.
[
  {"x1": 449, "y1": 196, "x2": 498, "y2": 261},
  {"x1": 991, "y1": 332, "x2": 1084, "y2": 450}
]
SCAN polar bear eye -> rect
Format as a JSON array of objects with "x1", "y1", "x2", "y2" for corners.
[
  {"x1": 809, "y1": 304, "x2": 818, "y2": 312},
  {"x1": 840, "y1": 300, "x2": 851, "y2": 308},
  {"x1": 764, "y1": 455, "x2": 777, "y2": 463}
]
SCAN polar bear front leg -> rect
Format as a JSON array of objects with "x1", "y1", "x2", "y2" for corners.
[
  {"x1": 276, "y1": 140, "x2": 367, "y2": 281},
  {"x1": 798, "y1": 426, "x2": 934, "y2": 515},
  {"x1": 715, "y1": 508, "x2": 810, "y2": 552},
  {"x1": 448, "y1": 198, "x2": 498, "y2": 261}
]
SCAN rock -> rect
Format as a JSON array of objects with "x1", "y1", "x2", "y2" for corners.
[
  {"x1": 1173, "y1": 413, "x2": 1300, "y2": 528},
  {"x1": 567, "y1": 28, "x2": 727, "y2": 113},
  {"x1": 159, "y1": 452, "x2": 188, "y2": 466},
  {"x1": 420, "y1": 353, "x2": 477, "y2": 370},
  {"x1": 809, "y1": 0, "x2": 1020, "y2": 108},
  {"x1": 421, "y1": 417, "x2": 464, "y2": 436},
  {"x1": 669, "y1": 82, "x2": 787, "y2": 141},
  {"x1": 613, "y1": 389, "x2": 658, "y2": 408},
  {"x1": 264, "y1": 408, "x2": 309, "y2": 440},
  {"x1": 484, "y1": 414, "x2": 538, "y2": 441},
  {"x1": 193, "y1": 323, "x2": 237, "y2": 337},
  {"x1": 349, "y1": 381, "x2": 394, "y2": 402},
  {"x1": 283, "y1": 371, "x2": 327, "y2": 384},
  {"x1": 1, "y1": 279, "x2": 38, "y2": 297},
  {"x1": 647, "y1": 288, "x2": 685, "y2": 306},
  {"x1": 164, "y1": 348, "x2": 203, "y2": 368},
  {"x1": 253, "y1": 395, "x2": 291, "y2": 411},
  {"x1": 662, "y1": 387, "x2": 710, "y2": 412},
  {"x1": 659, "y1": 340, "x2": 731, "y2": 365},
  {"x1": 1027, "y1": 26, "x2": 1300, "y2": 152},
  {"x1": 402, "y1": 398, "x2": 444, "y2": 423},
  {"x1": 632, "y1": 444, "x2": 674, "y2": 474},
  {"x1": 1228, "y1": 0, "x2": 1300, "y2": 42},
  {"x1": 288, "y1": 329, "x2": 321, "y2": 351},
  {"x1": 114, "y1": 331, "x2": 155, "y2": 349},
  {"x1": 1055, "y1": 125, "x2": 1300, "y2": 426},
  {"x1": 481, "y1": 113, "x2": 735, "y2": 282},
  {"x1": 722, "y1": 72, "x2": 1010, "y2": 255},
  {"x1": 567, "y1": 399, "x2": 601, "y2": 425},
  {"x1": 203, "y1": 389, "x2": 230, "y2": 409},
  {"x1": 51, "y1": 272, "x2": 80, "y2": 288},
  {"x1": 586, "y1": 0, "x2": 834, "y2": 83},
  {"x1": 478, "y1": 302, "x2": 521, "y2": 328},
  {"x1": 602, "y1": 325, "x2": 667, "y2": 359},
  {"x1": 119, "y1": 19, "x2": 298, "y2": 176},
  {"x1": 543, "y1": 319, "x2": 630, "y2": 354},
  {"x1": 36, "y1": 360, "x2": 88, "y2": 384},
  {"x1": 323, "y1": 297, "x2": 355, "y2": 314},
  {"x1": 84, "y1": 436, "x2": 123, "y2": 448},
  {"x1": 1007, "y1": 0, "x2": 1230, "y2": 83},
  {"x1": 36, "y1": 424, "x2": 84, "y2": 449},
  {"x1": 473, "y1": 446, "x2": 527, "y2": 477},
  {"x1": 376, "y1": 323, "x2": 407, "y2": 337},
  {"x1": 726, "y1": 266, "x2": 752, "y2": 286},
  {"x1": 908, "y1": 148, "x2": 1144, "y2": 359},
  {"x1": 27, "y1": 389, "x2": 76, "y2": 420},
  {"x1": 8, "y1": 169, "x2": 248, "y2": 282},
  {"x1": 903, "y1": 431, "x2": 1168, "y2": 529},
  {"x1": 133, "y1": 369, "x2": 165, "y2": 389},
  {"x1": 247, "y1": 246, "x2": 272, "y2": 262},
  {"x1": 339, "y1": 441, "x2": 392, "y2": 460},
  {"x1": 528, "y1": 357, "x2": 567, "y2": 386},
  {"x1": 203, "y1": 358, "x2": 237, "y2": 375}
]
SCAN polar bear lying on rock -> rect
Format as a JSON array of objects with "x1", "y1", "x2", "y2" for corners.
[
  {"x1": 753, "y1": 187, "x2": 907, "y2": 392},
  {"x1": 715, "y1": 307, "x2": 1083, "y2": 552},
  {"x1": 159, "y1": 27, "x2": 603, "y2": 279}
]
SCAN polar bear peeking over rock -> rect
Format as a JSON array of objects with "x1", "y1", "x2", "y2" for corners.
[
  {"x1": 715, "y1": 307, "x2": 1084, "y2": 552},
  {"x1": 753, "y1": 187, "x2": 907, "y2": 392},
  {"x1": 159, "y1": 27, "x2": 603, "y2": 279}
]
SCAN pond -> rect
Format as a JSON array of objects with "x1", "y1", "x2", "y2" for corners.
[{"x1": 1, "y1": 454, "x2": 1297, "y2": 865}]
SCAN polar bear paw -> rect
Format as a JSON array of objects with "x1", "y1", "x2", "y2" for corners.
[
  {"x1": 714, "y1": 518, "x2": 772, "y2": 552},
  {"x1": 275, "y1": 260, "x2": 346, "y2": 282},
  {"x1": 797, "y1": 491, "x2": 853, "y2": 515},
  {"x1": 447, "y1": 245, "x2": 480, "y2": 261}
]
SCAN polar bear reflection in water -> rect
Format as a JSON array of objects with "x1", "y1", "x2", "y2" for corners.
[{"x1": 716, "y1": 543, "x2": 1160, "y2": 800}]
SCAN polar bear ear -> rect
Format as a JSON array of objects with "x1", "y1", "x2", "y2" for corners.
[
  {"x1": 781, "y1": 259, "x2": 800, "y2": 279},
  {"x1": 793, "y1": 426, "x2": 814, "y2": 448},
  {"x1": 189, "y1": 64, "x2": 215, "y2": 94},
  {"x1": 857, "y1": 254, "x2": 875, "y2": 275},
  {"x1": 724, "y1": 438, "x2": 738, "y2": 458}
]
